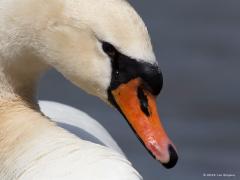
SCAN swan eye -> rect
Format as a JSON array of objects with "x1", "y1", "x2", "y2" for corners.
[{"x1": 102, "y1": 42, "x2": 116, "y2": 57}]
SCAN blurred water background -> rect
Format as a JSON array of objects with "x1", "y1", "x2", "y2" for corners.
[{"x1": 39, "y1": 1, "x2": 240, "y2": 179}]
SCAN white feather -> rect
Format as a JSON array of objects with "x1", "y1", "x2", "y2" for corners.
[
  {"x1": 0, "y1": 0, "x2": 154, "y2": 179},
  {"x1": 39, "y1": 100, "x2": 125, "y2": 155}
]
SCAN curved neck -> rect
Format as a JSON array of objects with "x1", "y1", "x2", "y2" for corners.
[{"x1": 0, "y1": 50, "x2": 49, "y2": 107}]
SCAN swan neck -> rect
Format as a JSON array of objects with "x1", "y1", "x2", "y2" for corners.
[{"x1": 0, "y1": 52, "x2": 49, "y2": 106}]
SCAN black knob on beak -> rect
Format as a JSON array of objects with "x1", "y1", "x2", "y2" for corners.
[
  {"x1": 108, "y1": 50, "x2": 163, "y2": 96},
  {"x1": 139, "y1": 63, "x2": 163, "y2": 95}
]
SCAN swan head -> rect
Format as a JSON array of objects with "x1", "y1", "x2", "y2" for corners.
[{"x1": 35, "y1": 0, "x2": 178, "y2": 168}]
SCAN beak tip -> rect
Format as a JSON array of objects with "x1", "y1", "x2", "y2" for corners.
[{"x1": 161, "y1": 145, "x2": 178, "y2": 169}]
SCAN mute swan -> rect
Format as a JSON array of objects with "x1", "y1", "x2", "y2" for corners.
[{"x1": 0, "y1": 0, "x2": 178, "y2": 179}]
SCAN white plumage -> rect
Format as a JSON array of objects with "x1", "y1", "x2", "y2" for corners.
[
  {"x1": 39, "y1": 100, "x2": 124, "y2": 155},
  {"x1": 0, "y1": 0, "x2": 158, "y2": 179},
  {"x1": 0, "y1": 100, "x2": 142, "y2": 180}
]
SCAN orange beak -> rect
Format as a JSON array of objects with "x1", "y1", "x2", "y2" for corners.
[{"x1": 111, "y1": 78, "x2": 178, "y2": 168}]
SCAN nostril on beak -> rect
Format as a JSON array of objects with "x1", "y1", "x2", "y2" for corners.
[{"x1": 162, "y1": 145, "x2": 178, "y2": 169}]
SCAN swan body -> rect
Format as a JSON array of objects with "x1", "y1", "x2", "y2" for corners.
[
  {"x1": 0, "y1": 0, "x2": 178, "y2": 179},
  {"x1": 39, "y1": 100, "x2": 124, "y2": 155},
  {"x1": 0, "y1": 101, "x2": 141, "y2": 180}
]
